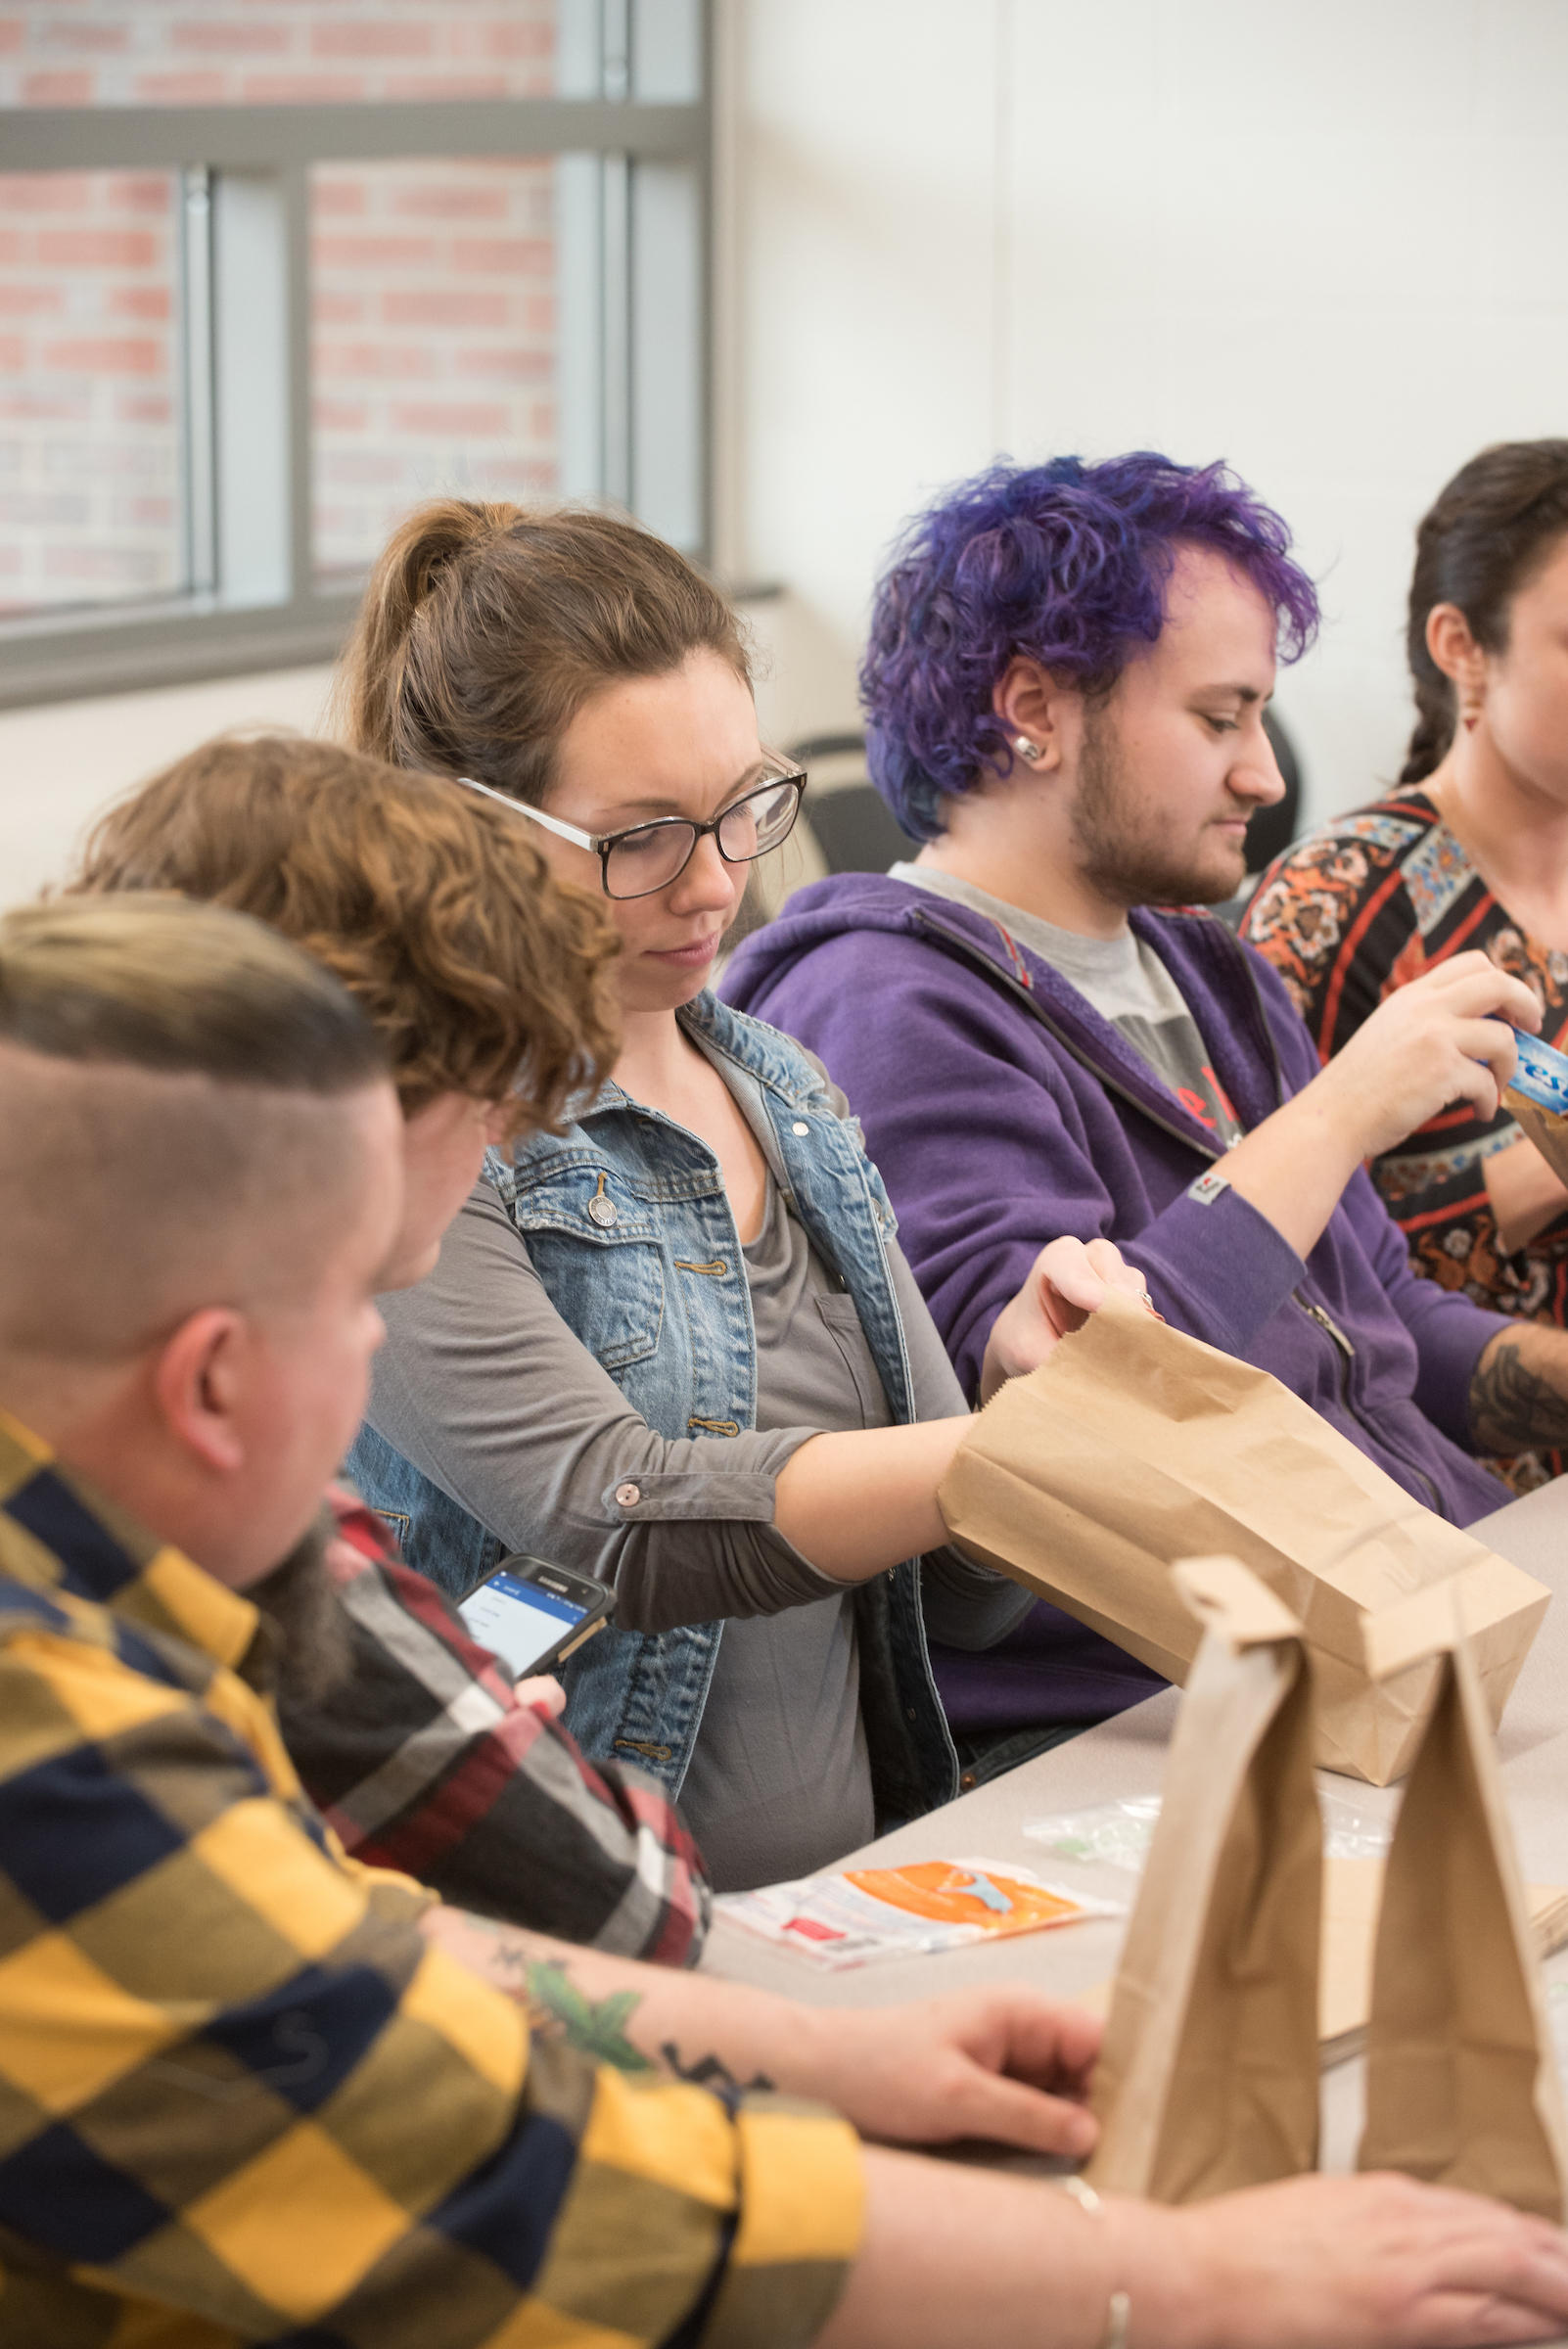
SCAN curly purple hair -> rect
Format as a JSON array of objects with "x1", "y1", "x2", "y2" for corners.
[{"x1": 861, "y1": 452, "x2": 1320, "y2": 840}]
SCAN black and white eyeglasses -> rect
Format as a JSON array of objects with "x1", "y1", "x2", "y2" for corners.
[{"x1": 455, "y1": 754, "x2": 807, "y2": 901}]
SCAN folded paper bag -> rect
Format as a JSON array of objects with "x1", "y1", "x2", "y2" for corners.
[
  {"x1": 937, "y1": 1292, "x2": 1548, "y2": 1785},
  {"x1": 1086, "y1": 1556, "x2": 1320, "y2": 2202},
  {"x1": 1358, "y1": 1584, "x2": 1568, "y2": 2220}
]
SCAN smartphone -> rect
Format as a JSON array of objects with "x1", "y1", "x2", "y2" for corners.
[{"x1": 457, "y1": 1554, "x2": 613, "y2": 1680}]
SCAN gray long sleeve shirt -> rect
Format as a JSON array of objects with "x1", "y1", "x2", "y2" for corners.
[
  {"x1": 368, "y1": 1185, "x2": 1026, "y2": 1646},
  {"x1": 366, "y1": 1073, "x2": 1032, "y2": 1888}
]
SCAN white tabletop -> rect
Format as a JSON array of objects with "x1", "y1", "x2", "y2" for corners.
[{"x1": 701, "y1": 1475, "x2": 1568, "y2": 2176}]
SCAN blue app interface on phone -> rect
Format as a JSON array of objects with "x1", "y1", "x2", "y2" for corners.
[{"x1": 459, "y1": 1571, "x2": 585, "y2": 1677}]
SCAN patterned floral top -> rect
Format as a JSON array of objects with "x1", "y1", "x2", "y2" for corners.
[{"x1": 1241, "y1": 784, "x2": 1568, "y2": 1494}]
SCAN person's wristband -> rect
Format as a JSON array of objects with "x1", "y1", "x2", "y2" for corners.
[{"x1": 1058, "y1": 2176, "x2": 1131, "y2": 2349}]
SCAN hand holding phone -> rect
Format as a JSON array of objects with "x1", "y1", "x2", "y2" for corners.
[
  {"x1": 515, "y1": 1676, "x2": 568, "y2": 1719},
  {"x1": 457, "y1": 1553, "x2": 613, "y2": 1681}
]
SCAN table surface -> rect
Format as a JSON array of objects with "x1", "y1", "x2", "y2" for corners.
[{"x1": 700, "y1": 1475, "x2": 1568, "y2": 2177}]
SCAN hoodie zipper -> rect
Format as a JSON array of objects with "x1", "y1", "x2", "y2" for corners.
[{"x1": 1291, "y1": 1292, "x2": 1445, "y2": 1518}]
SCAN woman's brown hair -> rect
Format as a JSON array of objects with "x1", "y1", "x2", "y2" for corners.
[
  {"x1": 68, "y1": 732, "x2": 621, "y2": 1135},
  {"x1": 332, "y1": 497, "x2": 752, "y2": 802},
  {"x1": 1403, "y1": 440, "x2": 1568, "y2": 783}
]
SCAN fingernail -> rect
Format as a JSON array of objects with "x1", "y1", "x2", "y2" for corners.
[{"x1": 1066, "y1": 2109, "x2": 1097, "y2": 2152}]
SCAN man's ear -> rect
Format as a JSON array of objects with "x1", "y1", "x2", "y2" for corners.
[
  {"x1": 151, "y1": 1307, "x2": 251, "y2": 1476},
  {"x1": 992, "y1": 657, "x2": 1070, "y2": 774}
]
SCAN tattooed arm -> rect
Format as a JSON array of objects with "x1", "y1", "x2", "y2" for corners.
[
  {"x1": 414, "y1": 1913, "x2": 1568, "y2": 2349},
  {"x1": 419, "y1": 1903, "x2": 1100, "y2": 2153},
  {"x1": 1467, "y1": 1324, "x2": 1568, "y2": 1453}
]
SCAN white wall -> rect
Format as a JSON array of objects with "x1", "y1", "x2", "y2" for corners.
[
  {"x1": 6, "y1": 2, "x2": 1565, "y2": 898},
  {"x1": 0, "y1": 665, "x2": 337, "y2": 910},
  {"x1": 715, "y1": 0, "x2": 1568, "y2": 826}
]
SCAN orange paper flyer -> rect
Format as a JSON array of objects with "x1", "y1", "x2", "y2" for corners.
[{"x1": 717, "y1": 1856, "x2": 1123, "y2": 1969}]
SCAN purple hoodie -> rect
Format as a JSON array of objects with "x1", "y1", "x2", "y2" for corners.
[{"x1": 721, "y1": 874, "x2": 1512, "y2": 1738}]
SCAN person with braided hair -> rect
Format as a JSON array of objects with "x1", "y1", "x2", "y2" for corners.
[{"x1": 1244, "y1": 441, "x2": 1568, "y2": 1494}]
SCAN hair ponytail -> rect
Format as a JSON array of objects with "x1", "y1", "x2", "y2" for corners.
[
  {"x1": 332, "y1": 498, "x2": 511, "y2": 769},
  {"x1": 333, "y1": 499, "x2": 750, "y2": 804},
  {"x1": 1401, "y1": 440, "x2": 1568, "y2": 783}
]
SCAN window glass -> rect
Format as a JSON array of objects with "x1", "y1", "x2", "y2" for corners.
[
  {"x1": 310, "y1": 156, "x2": 567, "y2": 587},
  {"x1": 0, "y1": 168, "x2": 181, "y2": 615},
  {"x1": 0, "y1": 2, "x2": 706, "y2": 659}
]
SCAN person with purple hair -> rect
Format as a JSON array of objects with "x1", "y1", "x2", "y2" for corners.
[{"x1": 722, "y1": 451, "x2": 1568, "y2": 1781}]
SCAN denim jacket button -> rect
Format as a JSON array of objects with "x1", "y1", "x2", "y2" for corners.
[
  {"x1": 615, "y1": 1482, "x2": 641, "y2": 1507},
  {"x1": 587, "y1": 1195, "x2": 620, "y2": 1226},
  {"x1": 792, "y1": 1121, "x2": 809, "y2": 1135}
]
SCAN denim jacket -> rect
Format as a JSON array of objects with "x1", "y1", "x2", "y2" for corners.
[{"x1": 347, "y1": 991, "x2": 959, "y2": 1824}]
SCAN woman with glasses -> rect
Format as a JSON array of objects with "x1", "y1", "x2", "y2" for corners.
[{"x1": 335, "y1": 497, "x2": 1145, "y2": 1890}]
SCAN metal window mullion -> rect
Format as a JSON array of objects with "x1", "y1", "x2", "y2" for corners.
[
  {"x1": 603, "y1": 0, "x2": 632, "y2": 101},
  {"x1": 278, "y1": 160, "x2": 313, "y2": 607},
  {"x1": 601, "y1": 154, "x2": 632, "y2": 511},
  {"x1": 178, "y1": 164, "x2": 216, "y2": 597},
  {"x1": 696, "y1": 0, "x2": 714, "y2": 563},
  {"x1": 0, "y1": 99, "x2": 705, "y2": 171}
]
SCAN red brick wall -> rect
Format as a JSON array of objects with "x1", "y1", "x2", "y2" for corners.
[
  {"x1": 0, "y1": 3, "x2": 558, "y2": 109},
  {"x1": 312, "y1": 156, "x2": 559, "y2": 583},
  {"x1": 0, "y1": 2, "x2": 561, "y2": 613},
  {"x1": 0, "y1": 165, "x2": 178, "y2": 614}
]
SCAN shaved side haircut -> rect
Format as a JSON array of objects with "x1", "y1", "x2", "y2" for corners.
[{"x1": 0, "y1": 897, "x2": 392, "y2": 1365}]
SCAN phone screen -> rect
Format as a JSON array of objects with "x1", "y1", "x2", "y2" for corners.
[{"x1": 458, "y1": 1569, "x2": 589, "y2": 1677}]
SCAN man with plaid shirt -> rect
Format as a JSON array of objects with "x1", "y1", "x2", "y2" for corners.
[
  {"x1": 0, "y1": 1404, "x2": 864, "y2": 2346},
  {"x1": 0, "y1": 898, "x2": 874, "y2": 2347}
]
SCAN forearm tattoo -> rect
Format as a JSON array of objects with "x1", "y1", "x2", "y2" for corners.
[
  {"x1": 1468, "y1": 1337, "x2": 1568, "y2": 1452},
  {"x1": 660, "y1": 2045, "x2": 776, "y2": 2095},
  {"x1": 459, "y1": 1921, "x2": 772, "y2": 2090},
  {"x1": 523, "y1": 1960, "x2": 653, "y2": 2072}
]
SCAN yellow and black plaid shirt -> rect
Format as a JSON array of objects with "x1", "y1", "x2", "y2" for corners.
[{"x1": 0, "y1": 1409, "x2": 862, "y2": 2347}]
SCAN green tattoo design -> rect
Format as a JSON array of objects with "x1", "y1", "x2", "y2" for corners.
[{"x1": 524, "y1": 1960, "x2": 653, "y2": 2073}]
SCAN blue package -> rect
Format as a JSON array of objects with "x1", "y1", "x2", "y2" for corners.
[{"x1": 1509, "y1": 1026, "x2": 1568, "y2": 1113}]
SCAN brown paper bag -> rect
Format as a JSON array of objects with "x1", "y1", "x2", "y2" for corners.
[
  {"x1": 1359, "y1": 1585, "x2": 1568, "y2": 2219},
  {"x1": 1087, "y1": 1556, "x2": 1320, "y2": 2201},
  {"x1": 937, "y1": 1291, "x2": 1548, "y2": 1784},
  {"x1": 1504, "y1": 1086, "x2": 1568, "y2": 1188},
  {"x1": 1075, "y1": 1864, "x2": 1568, "y2": 2066}
]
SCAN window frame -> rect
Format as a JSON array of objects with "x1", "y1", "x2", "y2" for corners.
[{"x1": 0, "y1": 61, "x2": 712, "y2": 711}]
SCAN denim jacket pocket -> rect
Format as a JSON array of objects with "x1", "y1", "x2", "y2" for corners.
[{"x1": 509, "y1": 1167, "x2": 665, "y2": 1371}]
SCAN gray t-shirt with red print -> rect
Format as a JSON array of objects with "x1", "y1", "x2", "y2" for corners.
[{"x1": 888, "y1": 864, "x2": 1245, "y2": 1149}]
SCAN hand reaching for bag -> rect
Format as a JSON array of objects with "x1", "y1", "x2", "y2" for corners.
[{"x1": 979, "y1": 1234, "x2": 1156, "y2": 1403}]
